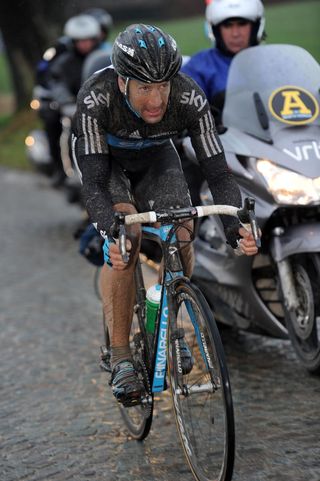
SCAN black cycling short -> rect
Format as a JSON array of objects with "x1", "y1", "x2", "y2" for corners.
[{"x1": 107, "y1": 140, "x2": 192, "y2": 212}]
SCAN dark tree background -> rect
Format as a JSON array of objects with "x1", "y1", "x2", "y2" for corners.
[
  {"x1": 0, "y1": 0, "x2": 208, "y2": 110},
  {"x1": 0, "y1": 1, "x2": 66, "y2": 109},
  {"x1": 0, "y1": 0, "x2": 285, "y2": 110}
]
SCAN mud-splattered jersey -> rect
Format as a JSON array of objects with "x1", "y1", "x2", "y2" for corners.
[{"x1": 73, "y1": 67, "x2": 241, "y2": 237}]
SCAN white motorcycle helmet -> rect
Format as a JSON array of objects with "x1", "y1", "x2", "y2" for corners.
[
  {"x1": 206, "y1": 0, "x2": 265, "y2": 51},
  {"x1": 64, "y1": 14, "x2": 101, "y2": 41}
]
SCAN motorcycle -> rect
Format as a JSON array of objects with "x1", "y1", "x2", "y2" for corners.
[
  {"x1": 25, "y1": 85, "x2": 81, "y2": 203},
  {"x1": 182, "y1": 44, "x2": 320, "y2": 373}
]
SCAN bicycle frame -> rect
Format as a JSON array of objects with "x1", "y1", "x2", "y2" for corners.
[
  {"x1": 141, "y1": 223, "x2": 185, "y2": 393},
  {"x1": 123, "y1": 199, "x2": 260, "y2": 395}
]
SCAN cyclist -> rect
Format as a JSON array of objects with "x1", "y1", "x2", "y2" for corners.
[
  {"x1": 72, "y1": 24, "x2": 259, "y2": 406},
  {"x1": 181, "y1": 0, "x2": 266, "y2": 124}
]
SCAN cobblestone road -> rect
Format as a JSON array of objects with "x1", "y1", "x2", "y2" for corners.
[{"x1": 1, "y1": 168, "x2": 319, "y2": 481}]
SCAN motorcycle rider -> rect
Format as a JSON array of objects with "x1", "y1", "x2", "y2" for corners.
[
  {"x1": 36, "y1": 8, "x2": 113, "y2": 89},
  {"x1": 35, "y1": 14, "x2": 106, "y2": 187},
  {"x1": 72, "y1": 24, "x2": 259, "y2": 406},
  {"x1": 180, "y1": 0, "x2": 266, "y2": 204},
  {"x1": 182, "y1": 0, "x2": 265, "y2": 123}
]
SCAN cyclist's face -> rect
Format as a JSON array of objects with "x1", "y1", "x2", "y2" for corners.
[
  {"x1": 118, "y1": 77, "x2": 171, "y2": 124},
  {"x1": 74, "y1": 38, "x2": 98, "y2": 55},
  {"x1": 220, "y1": 19, "x2": 252, "y2": 54}
]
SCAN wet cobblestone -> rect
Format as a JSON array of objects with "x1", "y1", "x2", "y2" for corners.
[{"x1": 0, "y1": 168, "x2": 319, "y2": 481}]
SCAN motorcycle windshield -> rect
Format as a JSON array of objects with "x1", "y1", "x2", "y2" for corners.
[{"x1": 223, "y1": 44, "x2": 320, "y2": 142}]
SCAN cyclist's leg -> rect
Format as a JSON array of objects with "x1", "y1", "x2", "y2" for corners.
[
  {"x1": 100, "y1": 203, "x2": 146, "y2": 404},
  {"x1": 100, "y1": 202, "x2": 140, "y2": 344},
  {"x1": 100, "y1": 202, "x2": 141, "y2": 355},
  {"x1": 176, "y1": 219, "x2": 194, "y2": 278}
]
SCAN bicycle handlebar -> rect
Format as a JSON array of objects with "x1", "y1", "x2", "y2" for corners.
[{"x1": 113, "y1": 196, "x2": 261, "y2": 261}]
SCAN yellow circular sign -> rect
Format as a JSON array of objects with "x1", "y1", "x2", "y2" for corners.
[{"x1": 268, "y1": 85, "x2": 319, "y2": 125}]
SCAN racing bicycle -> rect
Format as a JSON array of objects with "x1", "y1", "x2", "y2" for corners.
[{"x1": 100, "y1": 197, "x2": 260, "y2": 481}]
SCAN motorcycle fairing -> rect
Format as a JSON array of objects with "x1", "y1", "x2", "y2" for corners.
[
  {"x1": 223, "y1": 44, "x2": 320, "y2": 144},
  {"x1": 270, "y1": 222, "x2": 320, "y2": 262}
]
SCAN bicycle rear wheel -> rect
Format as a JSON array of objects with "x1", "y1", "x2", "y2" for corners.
[
  {"x1": 167, "y1": 281, "x2": 235, "y2": 481},
  {"x1": 102, "y1": 273, "x2": 154, "y2": 441}
]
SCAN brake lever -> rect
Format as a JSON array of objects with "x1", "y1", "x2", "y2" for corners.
[
  {"x1": 119, "y1": 224, "x2": 129, "y2": 263},
  {"x1": 238, "y1": 197, "x2": 261, "y2": 248},
  {"x1": 112, "y1": 212, "x2": 129, "y2": 264}
]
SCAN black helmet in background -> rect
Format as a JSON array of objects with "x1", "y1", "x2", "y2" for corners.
[
  {"x1": 84, "y1": 8, "x2": 113, "y2": 39},
  {"x1": 112, "y1": 24, "x2": 182, "y2": 83}
]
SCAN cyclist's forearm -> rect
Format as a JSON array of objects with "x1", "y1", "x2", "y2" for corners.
[
  {"x1": 199, "y1": 153, "x2": 242, "y2": 210},
  {"x1": 199, "y1": 152, "x2": 242, "y2": 247},
  {"x1": 78, "y1": 154, "x2": 114, "y2": 237}
]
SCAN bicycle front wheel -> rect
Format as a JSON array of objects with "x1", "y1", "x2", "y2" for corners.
[{"x1": 167, "y1": 282, "x2": 235, "y2": 481}]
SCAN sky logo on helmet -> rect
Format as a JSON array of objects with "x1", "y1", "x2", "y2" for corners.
[
  {"x1": 116, "y1": 40, "x2": 134, "y2": 57},
  {"x1": 138, "y1": 39, "x2": 147, "y2": 49},
  {"x1": 158, "y1": 37, "x2": 165, "y2": 47}
]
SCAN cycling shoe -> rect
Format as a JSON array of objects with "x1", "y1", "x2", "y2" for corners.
[{"x1": 110, "y1": 360, "x2": 145, "y2": 406}]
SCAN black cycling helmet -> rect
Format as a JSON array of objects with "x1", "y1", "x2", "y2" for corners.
[{"x1": 112, "y1": 24, "x2": 182, "y2": 83}]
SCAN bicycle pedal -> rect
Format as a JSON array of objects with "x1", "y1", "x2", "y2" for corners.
[
  {"x1": 99, "y1": 346, "x2": 111, "y2": 372},
  {"x1": 122, "y1": 399, "x2": 142, "y2": 408},
  {"x1": 100, "y1": 359, "x2": 111, "y2": 373},
  {"x1": 100, "y1": 345, "x2": 110, "y2": 360}
]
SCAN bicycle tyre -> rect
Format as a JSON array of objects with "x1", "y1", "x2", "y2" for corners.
[
  {"x1": 167, "y1": 281, "x2": 235, "y2": 481},
  {"x1": 103, "y1": 300, "x2": 154, "y2": 441}
]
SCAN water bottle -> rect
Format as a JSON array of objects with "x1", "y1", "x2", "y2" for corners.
[{"x1": 145, "y1": 283, "x2": 162, "y2": 334}]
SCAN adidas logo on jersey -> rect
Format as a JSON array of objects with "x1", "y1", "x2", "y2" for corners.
[{"x1": 129, "y1": 130, "x2": 142, "y2": 139}]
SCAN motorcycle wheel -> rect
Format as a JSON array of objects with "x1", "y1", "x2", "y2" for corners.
[{"x1": 284, "y1": 254, "x2": 320, "y2": 374}]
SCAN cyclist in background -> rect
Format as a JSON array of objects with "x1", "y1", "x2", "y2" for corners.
[{"x1": 72, "y1": 24, "x2": 259, "y2": 406}]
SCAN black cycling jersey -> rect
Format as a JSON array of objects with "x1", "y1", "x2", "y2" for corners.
[{"x1": 72, "y1": 67, "x2": 241, "y2": 240}]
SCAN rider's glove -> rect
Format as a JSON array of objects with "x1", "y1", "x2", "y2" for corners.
[
  {"x1": 103, "y1": 236, "x2": 116, "y2": 267},
  {"x1": 225, "y1": 224, "x2": 242, "y2": 249}
]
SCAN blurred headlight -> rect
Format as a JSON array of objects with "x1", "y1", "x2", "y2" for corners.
[
  {"x1": 257, "y1": 159, "x2": 320, "y2": 205},
  {"x1": 30, "y1": 99, "x2": 40, "y2": 110},
  {"x1": 25, "y1": 136, "x2": 35, "y2": 147}
]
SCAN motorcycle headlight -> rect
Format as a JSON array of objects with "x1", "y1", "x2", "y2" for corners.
[{"x1": 257, "y1": 159, "x2": 320, "y2": 205}]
